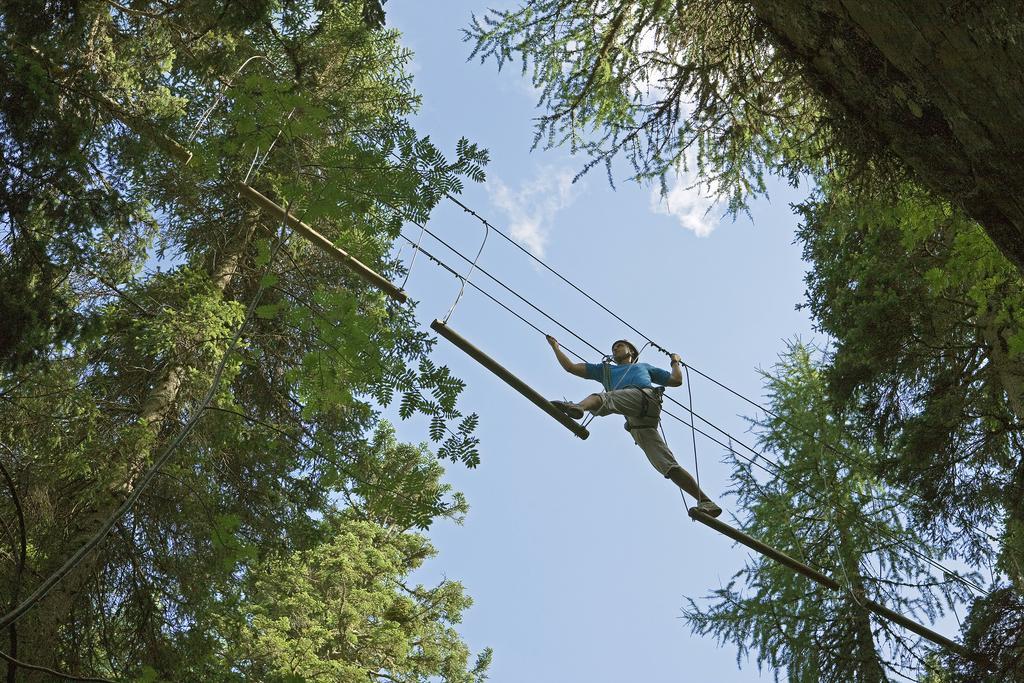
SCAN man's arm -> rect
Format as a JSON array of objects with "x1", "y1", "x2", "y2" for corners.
[
  {"x1": 546, "y1": 335, "x2": 587, "y2": 378},
  {"x1": 666, "y1": 353, "x2": 683, "y2": 387}
]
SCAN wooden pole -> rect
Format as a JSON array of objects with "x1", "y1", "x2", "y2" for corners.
[
  {"x1": 688, "y1": 507, "x2": 975, "y2": 659},
  {"x1": 91, "y1": 79, "x2": 407, "y2": 304},
  {"x1": 430, "y1": 320, "x2": 589, "y2": 440},
  {"x1": 237, "y1": 183, "x2": 407, "y2": 304},
  {"x1": 96, "y1": 93, "x2": 194, "y2": 165},
  {"x1": 95, "y1": 107, "x2": 405, "y2": 303}
]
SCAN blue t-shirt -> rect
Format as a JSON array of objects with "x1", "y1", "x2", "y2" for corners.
[{"x1": 584, "y1": 361, "x2": 672, "y2": 390}]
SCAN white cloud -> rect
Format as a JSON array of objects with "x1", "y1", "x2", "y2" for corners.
[
  {"x1": 649, "y1": 169, "x2": 721, "y2": 237},
  {"x1": 488, "y1": 167, "x2": 579, "y2": 257}
]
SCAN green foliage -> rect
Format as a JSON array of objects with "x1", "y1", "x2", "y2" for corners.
[
  {"x1": 794, "y1": 177, "x2": 1024, "y2": 680},
  {"x1": 0, "y1": 1, "x2": 490, "y2": 679},
  {"x1": 796, "y1": 180, "x2": 1020, "y2": 577},
  {"x1": 342, "y1": 422, "x2": 469, "y2": 531},
  {"x1": 0, "y1": 232, "x2": 83, "y2": 368},
  {"x1": 684, "y1": 343, "x2": 973, "y2": 681},
  {"x1": 951, "y1": 587, "x2": 1024, "y2": 682},
  {"x1": 467, "y1": 0, "x2": 854, "y2": 206},
  {"x1": 217, "y1": 518, "x2": 490, "y2": 683}
]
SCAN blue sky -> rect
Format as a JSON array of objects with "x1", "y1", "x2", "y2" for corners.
[{"x1": 385, "y1": 3, "x2": 818, "y2": 681}]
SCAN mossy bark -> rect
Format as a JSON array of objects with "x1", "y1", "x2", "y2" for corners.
[{"x1": 748, "y1": 1, "x2": 1024, "y2": 273}]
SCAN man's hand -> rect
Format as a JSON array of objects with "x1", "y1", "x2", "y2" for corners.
[
  {"x1": 548, "y1": 334, "x2": 586, "y2": 377},
  {"x1": 667, "y1": 353, "x2": 684, "y2": 387}
]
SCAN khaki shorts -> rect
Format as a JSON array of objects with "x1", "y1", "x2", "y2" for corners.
[{"x1": 591, "y1": 387, "x2": 681, "y2": 477}]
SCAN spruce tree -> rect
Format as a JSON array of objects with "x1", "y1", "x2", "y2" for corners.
[{"x1": 684, "y1": 344, "x2": 975, "y2": 681}]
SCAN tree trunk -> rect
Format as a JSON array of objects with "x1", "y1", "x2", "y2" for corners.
[
  {"x1": 834, "y1": 522, "x2": 888, "y2": 683},
  {"x1": 747, "y1": 0, "x2": 1024, "y2": 275},
  {"x1": 978, "y1": 314, "x2": 1024, "y2": 592},
  {"x1": 20, "y1": 226, "x2": 253, "y2": 676}
]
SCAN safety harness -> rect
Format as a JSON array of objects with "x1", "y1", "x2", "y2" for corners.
[{"x1": 600, "y1": 359, "x2": 664, "y2": 424}]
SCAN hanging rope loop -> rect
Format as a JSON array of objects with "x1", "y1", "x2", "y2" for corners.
[
  {"x1": 443, "y1": 220, "x2": 490, "y2": 323},
  {"x1": 401, "y1": 225, "x2": 427, "y2": 289},
  {"x1": 188, "y1": 54, "x2": 277, "y2": 143}
]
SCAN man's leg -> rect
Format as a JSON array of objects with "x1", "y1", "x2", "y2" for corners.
[
  {"x1": 551, "y1": 393, "x2": 603, "y2": 419},
  {"x1": 666, "y1": 467, "x2": 716, "y2": 506},
  {"x1": 630, "y1": 425, "x2": 722, "y2": 517}
]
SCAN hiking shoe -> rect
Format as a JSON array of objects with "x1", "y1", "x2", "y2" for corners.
[
  {"x1": 550, "y1": 400, "x2": 584, "y2": 420},
  {"x1": 696, "y1": 499, "x2": 723, "y2": 518}
]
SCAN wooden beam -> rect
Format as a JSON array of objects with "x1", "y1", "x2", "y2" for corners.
[
  {"x1": 431, "y1": 320, "x2": 589, "y2": 440},
  {"x1": 688, "y1": 507, "x2": 975, "y2": 660},
  {"x1": 237, "y1": 183, "x2": 407, "y2": 304}
]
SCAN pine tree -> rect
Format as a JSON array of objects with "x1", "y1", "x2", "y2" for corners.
[
  {"x1": 796, "y1": 178, "x2": 1024, "y2": 678},
  {"x1": 684, "y1": 344, "x2": 974, "y2": 681}
]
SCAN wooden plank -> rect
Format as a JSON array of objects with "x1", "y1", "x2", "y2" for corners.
[
  {"x1": 688, "y1": 507, "x2": 975, "y2": 659},
  {"x1": 237, "y1": 183, "x2": 407, "y2": 303},
  {"x1": 431, "y1": 320, "x2": 589, "y2": 440}
]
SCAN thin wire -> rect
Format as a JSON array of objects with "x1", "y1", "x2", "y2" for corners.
[
  {"x1": 684, "y1": 365, "x2": 701, "y2": 493},
  {"x1": 950, "y1": 599, "x2": 963, "y2": 630},
  {"x1": 254, "y1": 107, "x2": 296, "y2": 173},
  {"x1": 655, "y1": 420, "x2": 689, "y2": 510},
  {"x1": 444, "y1": 192, "x2": 671, "y2": 353},
  {"x1": 241, "y1": 108, "x2": 296, "y2": 187},
  {"x1": 405, "y1": 231, "x2": 992, "y2": 597},
  {"x1": 242, "y1": 146, "x2": 262, "y2": 185},
  {"x1": 665, "y1": 395, "x2": 781, "y2": 475},
  {"x1": 408, "y1": 219, "x2": 602, "y2": 356},
  {"x1": 397, "y1": 233, "x2": 590, "y2": 363},
  {"x1": 187, "y1": 54, "x2": 275, "y2": 143},
  {"x1": 442, "y1": 190, "x2": 1003, "y2": 548}
]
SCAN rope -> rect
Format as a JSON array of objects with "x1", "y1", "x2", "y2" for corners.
[
  {"x1": 404, "y1": 230, "x2": 992, "y2": 597},
  {"x1": 440, "y1": 189, "x2": 1003, "y2": 549},
  {"x1": 443, "y1": 216, "x2": 489, "y2": 323},
  {"x1": 250, "y1": 107, "x2": 296, "y2": 180},
  {"x1": 685, "y1": 364, "x2": 700, "y2": 494},
  {"x1": 242, "y1": 146, "x2": 262, "y2": 185},
  {"x1": 444, "y1": 192, "x2": 670, "y2": 356},
  {"x1": 397, "y1": 233, "x2": 591, "y2": 363},
  {"x1": 187, "y1": 54, "x2": 276, "y2": 143},
  {"x1": 407, "y1": 220, "x2": 603, "y2": 357},
  {"x1": 400, "y1": 225, "x2": 426, "y2": 290}
]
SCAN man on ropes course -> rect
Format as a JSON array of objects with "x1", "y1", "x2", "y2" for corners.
[{"x1": 547, "y1": 336, "x2": 723, "y2": 517}]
